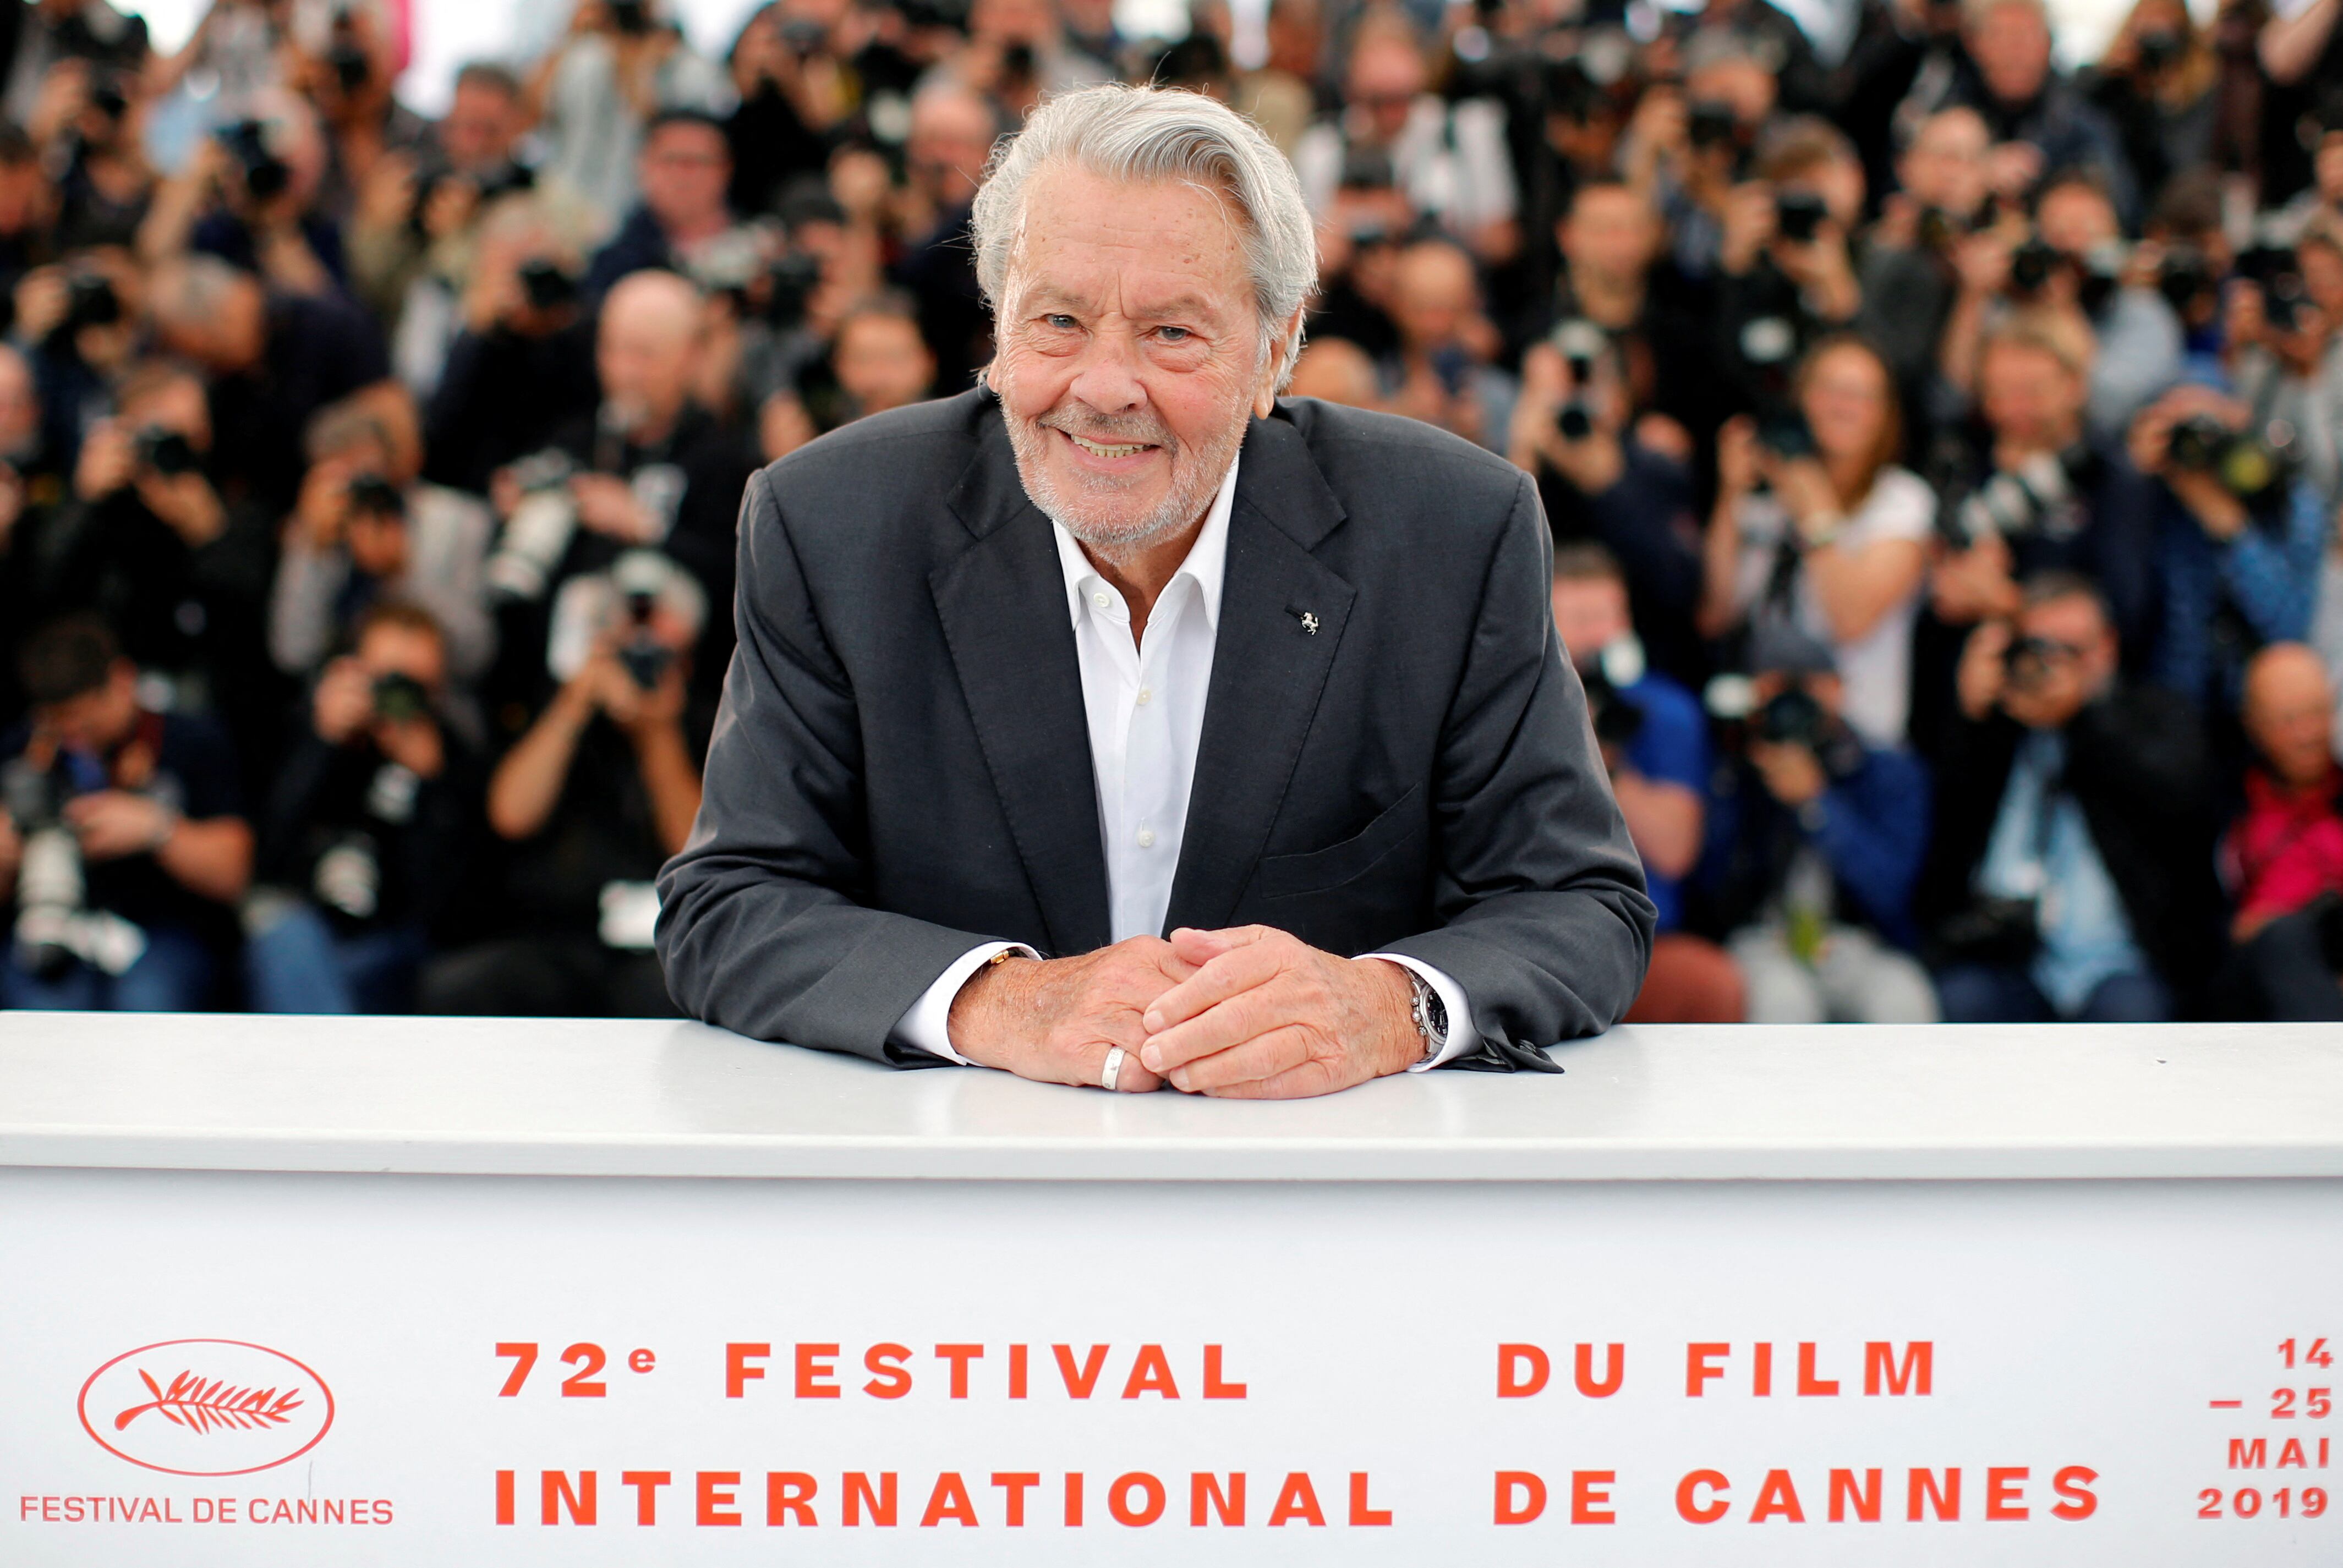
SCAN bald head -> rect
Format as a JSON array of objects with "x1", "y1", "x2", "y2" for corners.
[
  {"x1": 1391, "y1": 240, "x2": 1478, "y2": 354},
  {"x1": 2245, "y1": 643, "x2": 2336, "y2": 790},
  {"x1": 598, "y1": 270, "x2": 705, "y2": 434}
]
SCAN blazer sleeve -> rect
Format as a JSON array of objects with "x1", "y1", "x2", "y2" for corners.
[
  {"x1": 654, "y1": 468, "x2": 999, "y2": 1065},
  {"x1": 1373, "y1": 470, "x2": 1657, "y2": 1051}
]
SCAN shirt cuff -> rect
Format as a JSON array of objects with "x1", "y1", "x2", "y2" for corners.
[
  {"x1": 1361, "y1": 953, "x2": 1481, "y2": 1070},
  {"x1": 886, "y1": 941, "x2": 1036, "y2": 1065}
]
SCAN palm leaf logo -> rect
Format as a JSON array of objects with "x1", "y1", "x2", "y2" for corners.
[{"x1": 113, "y1": 1370, "x2": 304, "y2": 1435}]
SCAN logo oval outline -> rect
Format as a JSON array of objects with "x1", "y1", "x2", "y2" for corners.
[{"x1": 78, "y1": 1339, "x2": 336, "y2": 1476}]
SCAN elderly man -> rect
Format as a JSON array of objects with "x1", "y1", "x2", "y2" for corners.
[{"x1": 658, "y1": 85, "x2": 1651, "y2": 1098}]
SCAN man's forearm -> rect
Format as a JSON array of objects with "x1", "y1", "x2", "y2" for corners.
[
  {"x1": 156, "y1": 818, "x2": 254, "y2": 906},
  {"x1": 488, "y1": 689, "x2": 592, "y2": 840},
  {"x1": 633, "y1": 722, "x2": 704, "y2": 857}
]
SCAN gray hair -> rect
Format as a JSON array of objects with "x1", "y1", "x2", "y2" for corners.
[{"x1": 971, "y1": 84, "x2": 1316, "y2": 389}]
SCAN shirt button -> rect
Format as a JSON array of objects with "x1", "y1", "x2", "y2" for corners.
[
  {"x1": 1092, "y1": 590, "x2": 1113, "y2": 611},
  {"x1": 1135, "y1": 687, "x2": 1152, "y2": 706},
  {"x1": 1136, "y1": 828, "x2": 1156, "y2": 849}
]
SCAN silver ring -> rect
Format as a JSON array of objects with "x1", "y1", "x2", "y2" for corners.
[{"x1": 1100, "y1": 1046, "x2": 1126, "y2": 1092}]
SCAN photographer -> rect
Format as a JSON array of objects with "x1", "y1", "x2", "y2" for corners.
[
  {"x1": 2224, "y1": 220, "x2": 2340, "y2": 505},
  {"x1": 2130, "y1": 382, "x2": 2322, "y2": 717},
  {"x1": 1552, "y1": 545, "x2": 1743, "y2": 1022},
  {"x1": 146, "y1": 254, "x2": 392, "y2": 516},
  {"x1": 524, "y1": 0, "x2": 730, "y2": 233},
  {"x1": 1379, "y1": 237, "x2": 1513, "y2": 451},
  {"x1": 2080, "y1": 0, "x2": 2218, "y2": 212},
  {"x1": 0, "y1": 615, "x2": 250, "y2": 1011},
  {"x1": 1859, "y1": 105, "x2": 1995, "y2": 421},
  {"x1": 270, "y1": 395, "x2": 495, "y2": 685},
  {"x1": 583, "y1": 110, "x2": 741, "y2": 298},
  {"x1": 348, "y1": 62, "x2": 532, "y2": 333},
  {"x1": 890, "y1": 84, "x2": 1000, "y2": 397},
  {"x1": 420, "y1": 199, "x2": 600, "y2": 494},
  {"x1": 1511, "y1": 317, "x2": 1709, "y2": 687},
  {"x1": 478, "y1": 268, "x2": 752, "y2": 717},
  {"x1": 2218, "y1": 644, "x2": 2343, "y2": 1018},
  {"x1": 1922, "y1": 573, "x2": 2218, "y2": 1020},
  {"x1": 1919, "y1": 315, "x2": 2161, "y2": 749},
  {"x1": 1714, "y1": 118, "x2": 1869, "y2": 377},
  {"x1": 1946, "y1": 0, "x2": 2135, "y2": 222},
  {"x1": 11, "y1": 360, "x2": 282, "y2": 787},
  {"x1": 1695, "y1": 643, "x2": 1939, "y2": 1024},
  {"x1": 13, "y1": 251, "x2": 139, "y2": 469},
  {"x1": 1293, "y1": 16, "x2": 1519, "y2": 267},
  {"x1": 38, "y1": 58, "x2": 154, "y2": 253},
  {"x1": 419, "y1": 552, "x2": 704, "y2": 1017},
  {"x1": 244, "y1": 601, "x2": 480, "y2": 1013},
  {"x1": 1701, "y1": 336, "x2": 1935, "y2": 747},
  {"x1": 721, "y1": 3, "x2": 839, "y2": 221},
  {"x1": 138, "y1": 91, "x2": 341, "y2": 298}
]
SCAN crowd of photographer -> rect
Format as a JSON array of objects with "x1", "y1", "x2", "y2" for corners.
[{"x1": 1, "y1": 0, "x2": 2341, "y2": 1025}]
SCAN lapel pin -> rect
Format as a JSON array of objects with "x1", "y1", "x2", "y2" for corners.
[{"x1": 1298, "y1": 611, "x2": 1320, "y2": 635}]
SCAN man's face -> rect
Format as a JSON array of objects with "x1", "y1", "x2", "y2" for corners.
[
  {"x1": 1978, "y1": 342, "x2": 2081, "y2": 453},
  {"x1": 37, "y1": 664, "x2": 139, "y2": 754},
  {"x1": 1347, "y1": 41, "x2": 1425, "y2": 142},
  {"x1": 641, "y1": 123, "x2": 731, "y2": 234},
  {"x1": 908, "y1": 97, "x2": 995, "y2": 210},
  {"x1": 356, "y1": 621, "x2": 447, "y2": 694},
  {"x1": 1550, "y1": 575, "x2": 1630, "y2": 666},
  {"x1": 347, "y1": 508, "x2": 409, "y2": 578},
  {"x1": 2037, "y1": 183, "x2": 2116, "y2": 256},
  {"x1": 1968, "y1": 1, "x2": 2051, "y2": 106},
  {"x1": 1560, "y1": 187, "x2": 1656, "y2": 287},
  {"x1": 1685, "y1": 59, "x2": 1776, "y2": 130},
  {"x1": 2245, "y1": 652, "x2": 2335, "y2": 790},
  {"x1": 836, "y1": 314, "x2": 935, "y2": 415},
  {"x1": 597, "y1": 293, "x2": 698, "y2": 426},
  {"x1": 442, "y1": 81, "x2": 521, "y2": 172},
  {"x1": 1901, "y1": 109, "x2": 1991, "y2": 216},
  {"x1": 2003, "y1": 594, "x2": 2115, "y2": 730},
  {"x1": 992, "y1": 163, "x2": 1278, "y2": 557},
  {"x1": 121, "y1": 377, "x2": 214, "y2": 452},
  {"x1": 1389, "y1": 243, "x2": 1475, "y2": 354}
]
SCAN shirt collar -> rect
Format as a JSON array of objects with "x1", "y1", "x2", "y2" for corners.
[{"x1": 1052, "y1": 449, "x2": 1241, "y2": 632}]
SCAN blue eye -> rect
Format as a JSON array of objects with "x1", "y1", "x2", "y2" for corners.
[
  {"x1": 1043, "y1": 314, "x2": 1078, "y2": 330},
  {"x1": 1157, "y1": 326, "x2": 1191, "y2": 343}
]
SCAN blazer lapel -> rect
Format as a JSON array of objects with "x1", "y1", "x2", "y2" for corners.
[
  {"x1": 930, "y1": 418, "x2": 1112, "y2": 957},
  {"x1": 1164, "y1": 413, "x2": 1355, "y2": 935}
]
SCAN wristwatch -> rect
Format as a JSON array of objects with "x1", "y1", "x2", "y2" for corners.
[{"x1": 1404, "y1": 969, "x2": 1448, "y2": 1065}]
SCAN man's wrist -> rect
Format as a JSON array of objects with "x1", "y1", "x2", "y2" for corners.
[
  {"x1": 945, "y1": 950, "x2": 1035, "y2": 1062},
  {"x1": 1360, "y1": 957, "x2": 1430, "y2": 1074}
]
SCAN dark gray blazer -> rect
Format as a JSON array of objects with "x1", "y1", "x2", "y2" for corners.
[{"x1": 655, "y1": 388, "x2": 1654, "y2": 1066}]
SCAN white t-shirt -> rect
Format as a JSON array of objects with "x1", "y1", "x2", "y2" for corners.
[{"x1": 1731, "y1": 465, "x2": 1935, "y2": 748}]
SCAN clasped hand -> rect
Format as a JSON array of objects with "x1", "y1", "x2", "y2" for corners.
[{"x1": 947, "y1": 926, "x2": 1424, "y2": 1100}]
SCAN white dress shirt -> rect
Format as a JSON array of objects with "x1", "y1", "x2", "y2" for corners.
[{"x1": 889, "y1": 454, "x2": 1482, "y2": 1072}]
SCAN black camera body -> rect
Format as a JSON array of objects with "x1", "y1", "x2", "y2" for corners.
[
  {"x1": 2167, "y1": 415, "x2": 2293, "y2": 506},
  {"x1": 609, "y1": 0, "x2": 654, "y2": 34},
  {"x1": 2008, "y1": 235, "x2": 2064, "y2": 297},
  {"x1": 133, "y1": 426, "x2": 199, "y2": 478},
  {"x1": 370, "y1": 671, "x2": 431, "y2": 725},
  {"x1": 346, "y1": 472, "x2": 404, "y2": 519},
  {"x1": 518, "y1": 257, "x2": 580, "y2": 313},
  {"x1": 216, "y1": 118, "x2": 291, "y2": 202},
  {"x1": 1775, "y1": 189, "x2": 1828, "y2": 245}
]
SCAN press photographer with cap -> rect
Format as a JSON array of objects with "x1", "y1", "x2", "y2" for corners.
[{"x1": 658, "y1": 84, "x2": 1652, "y2": 1098}]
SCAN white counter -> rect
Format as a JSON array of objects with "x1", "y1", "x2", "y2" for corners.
[{"x1": 4, "y1": 1012, "x2": 2341, "y2": 1181}]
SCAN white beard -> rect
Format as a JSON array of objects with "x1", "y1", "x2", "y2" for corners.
[{"x1": 999, "y1": 373, "x2": 1249, "y2": 562}]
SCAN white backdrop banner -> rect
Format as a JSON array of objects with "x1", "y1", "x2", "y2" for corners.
[{"x1": 1, "y1": 1168, "x2": 2336, "y2": 1564}]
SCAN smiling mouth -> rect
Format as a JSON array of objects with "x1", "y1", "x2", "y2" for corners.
[{"x1": 1060, "y1": 430, "x2": 1160, "y2": 459}]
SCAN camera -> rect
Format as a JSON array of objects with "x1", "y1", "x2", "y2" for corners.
[
  {"x1": 779, "y1": 15, "x2": 827, "y2": 52},
  {"x1": 1774, "y1": 189, "x2": 1827, "y2": 245},
  {"x1": 86, "y1": 72, "x2": 129, "y2": 122},
  {"x1": 1338, "y1": 145, "x2": 1396, "y2": 193},
  {"x1": 313, "y1": 832, "x2": 380, "y2": 922},
  {"x1": 215, "y1": 118, "x2": 291, "y2": 202},
  {"x1": 2001, "y1": 633, "x2": 2074, "y2": 693},
  {"x1": 370, "y1": 671, "x2": 431, "y2": 724},
  {"x1": 2133, "y1": 26, "x2": 2183, "y2": 72},
  {"x1": 1580, "y1": 634, "x2": 1647, "y2": 751},
  {"x1": 608, "y1": 0, "x2": 654, "y2": 34},
  {"x1": 765, "y1": 251, "x2": 822, "y2": 330},
  {"x1": 132, "y1": 425, "x2": 199, "y2": 478},
  {"x1": 2155, "y1": 242, "x2": 2218, "y2": 321},
  {"x1": 3, "y1": 758, "x2": 84, "y2": 979},
  {"x1": 2166, "y1": 415, "x2": 2294, "y2": 506},
  {"x1": 1550, "y1": 318, "x2": 1606, "y2": 442},
  {"x1": 1915, "y1": 202, "x2": 1990, "y2": 255},
  {"x1": 1738, "y1": 312, "x2": 1813, "y2": 459},
  {"x1": 1756, "y1": 684, "x2": 1827, "y2": 748},
  {"x1": 346, "y1": 472, "x2": 403, "y2": 519},
  {"x1": 1687, "y1": 99, "x2": 1740, "y2": 152},
  {"x1": 612, "y1": 551, "x2": 676, "y2": 693},
  {"x1": 484, "y1": 448, "x2": 579, "y2": 601},
  {"x1": 2236, "y1": 243, "x2": 2309, "y2": 333},
  {"x1": 518, "y1": 257, "x2": 580, "y2": 314},
  {"x1": 1950, "y1": 450, "x2": 2081, "y2": 546},
  {"x1": 58, "y1": 271, "x2": 122, "y2": 339},
  {"x1": 2007, "y1": 235, "x2": 2064, "y2": 298}
]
